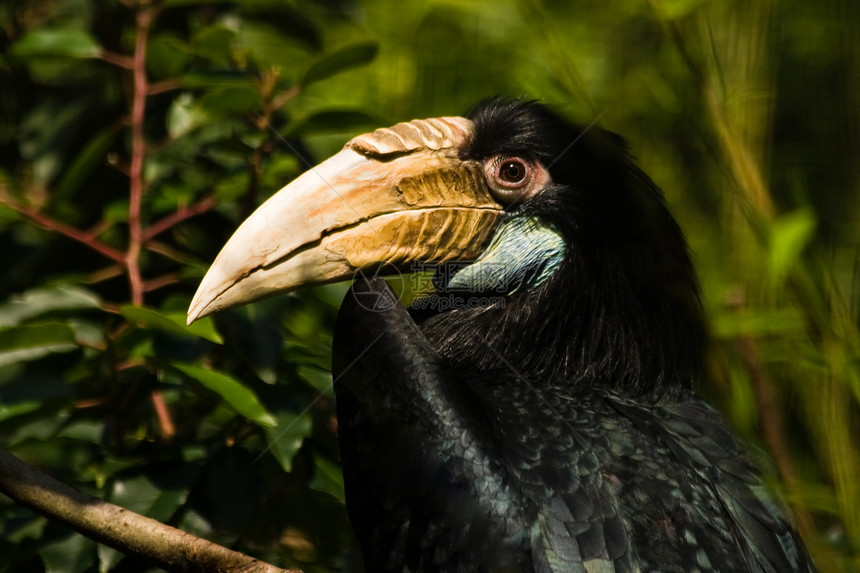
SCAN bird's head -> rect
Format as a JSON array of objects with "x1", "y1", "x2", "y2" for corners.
[{"x1": 189, "y1": 99, "x2": 705, "y2": 399}]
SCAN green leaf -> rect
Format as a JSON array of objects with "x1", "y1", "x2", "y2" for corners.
[
  {"x1": 163, "y1": 0, "x2": 237, "y2": 7},
  {"x1": 234, "y1": 21, "x2": 311, "y2": 73},
  {"x1": 108, "y1": 474, "x2": 186, "y2": 522},
  {"x1": 0, "y1": 285, "x2": 101, "y2": 328},
  {"x1": 0, "y1": 324, "x2": 77, "y2": 367},
  {"x1": 286, "y1": 109, "x2": 380, "y2": 137},
  {"x1": 768, "y1": 208, "x2": 817, "y2": 281},
  {"x1": 19, "y1": 99, "x2": 91, "y2": 185},
  {"x1": 180, "y1": 71, "x2": 257, "y2": 89},
  {"x1": 298, "y1": 364, "x2": 333, "y2": 394},
  {"x1": 651, "y1": 0, "x2": 705, "y2": 20},
  {"x1": 0, "y1": 401, "x2": 42, "y2": 422},
  {"x1": 710, "y1": 307, "x2": 805, "y2": 339},
  {"x1": 180, "y1": 315, "x2": 223, "y2": 344},
  {"x1": 309, "y1": 453, "x2": 345, "y2": 503},
  {"x1": 264, "y1": 410, "x2": 313, "y2": 472},
  {"x1": 12, "y1": 27, "x2": 101, "y2": 59},
  {"x1": 189, "y1": 25, "x2": 236, "y2": 66},
  {"x1": 162, "y1": 86, "x2": 255, "y2": 137},
  {"x1": 52, "y1": 127, "x2": 120, "y2": 202},
  {"x1": 174, "y1": 363, "x2": 276, "y2": 427},
  {"x1": 4, "y1": 408, "x2": 71, "y2": 445},
  {"x1": 166, "y1": 93, "x2": 207, "y2": 139},
  {"x1": 120, "y1": 305, "x2": 223, "y2": 344},
  {"x1": 238, "y1": 5, "x2": 322, "y2": 52},
  {"x1": 0, "y1": 203, "x2": 21, "y2": 228},
  {"x1": 39, "y1": 532, "x2": 95, "y2": 573},
  {"x1": 57, "y1": 420, "x2": 103, "y2": 444},
  {"x1": 0, "y1": 376, "x2": 74, "y2": 422},
  {"x1": 213, "y1": 171, "x2": 253, "y2": 202},
  {"x1": 2, "y1": 513, "x2": 46, "y2": 544},
  {"x1": 97, "y1": 544, "x2": 125, "y2": 573},
  {"x1": 301, "y1": 42, "x2": 378, "y2": 87},
  {"x1": 103, "y1": 199, "x2": 130, "y2": 223},
  {"x1": 199, "y1": 87, "x2": 259, "y2": 115},
  {"x1": 147, "y1": 34, "x2": 190, "y2": 79}
]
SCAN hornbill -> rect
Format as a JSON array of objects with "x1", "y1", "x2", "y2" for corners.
[{"x1": 188, "y1": 99, "x2": 814, "y2": 572}]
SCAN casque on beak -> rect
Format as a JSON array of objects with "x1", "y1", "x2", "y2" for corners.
[{"x1": 187, "y1": 116, "x2": 504, "y2": 324}]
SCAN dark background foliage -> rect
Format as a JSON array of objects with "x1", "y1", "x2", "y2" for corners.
[{"x1": 0, "y1": 0, "x2": 858, "y2": 571}]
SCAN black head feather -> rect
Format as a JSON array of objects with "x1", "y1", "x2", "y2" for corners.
[{"x1": 419, "y1": 98, "x2": 706, "y2": 400}]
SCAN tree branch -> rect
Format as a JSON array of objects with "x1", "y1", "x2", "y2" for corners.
[
  {"x1": 150, "y1": 388, "x2": 176, "y2": 438},
  {"x1": 99, "y1": 50, "x2": 134, "y2": 69},
  {"x1": 0, "y1": 197, "x2": 125, "y2": 263},
  {"x1": 0, "y1": 447, "x2": 300, "y2": 572},
  {"x1": 142, "y1": 195, "x2": 217, "y2": 242},
  {"x1": 148, "y1": 78, "x2": 184, "y2": 96},
  {"x1": 126, "y1": 4, "x2": 155, "y2": 306},
  {"x1": 144, "y1": 272, "x2": 181, "y2": 292}
]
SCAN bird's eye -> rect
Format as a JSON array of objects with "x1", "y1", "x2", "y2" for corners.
[
  {"x1": 483, "y1": 155, "x2": 551, "y2": 203},
  {"x1": 499, "y1": 160, "x2": 527, "y2": 184}
]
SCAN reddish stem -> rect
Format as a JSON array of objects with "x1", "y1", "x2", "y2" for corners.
[
  {"x1": 150, "y1": 389, "x2": 176, "y2": 439},
  {"x1": 2, "y1": 199, "x2": 125, "y2": 263},
  {"x1": 127, "y1": 6, "x2": 154, "y2": 306},
  {"x1": 85, "y1": 218, "x2": 114, "y2": 240},
  {"x1": 98, "y1": 50, "x2": 134, "y2": 69},
  {"x1": 142, "y1": 195, "x2": 217, "y2": 242},
  {"x1": 84, "y1": 265, "x2": 124, "y2": 285},
  {"x1": 270, "y1": 85, "x2": 300, "y2": 113},
  {"x1": 144, "y1": 273, "x2": 180, "y2": 292},
  {"x1": 147, "y1": 78, "x2": 183, "y2": 95},
  {"x1": 144, "y1": 241, "x2": 194, "y2": 264}
]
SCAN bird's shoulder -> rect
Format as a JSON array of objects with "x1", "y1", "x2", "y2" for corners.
[
  {"x1": 609, "y1": 397, "x2": 814, "y2": 573},
  {"x1": 468, "y1": 378, "x2": 812, "y2": 572}
]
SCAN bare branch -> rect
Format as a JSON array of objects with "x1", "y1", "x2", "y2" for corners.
[
  {"x1": 0, "y1": 447, "x2": 299, "y2": 573},
  {"x1": 0, "y1": 197, "x2": 125, "y2": 263},
  {"x1": 126, "y1": 5, "x2": 154, "y2": 306},
  {"x1": 143, "y1": 195, "x2": 217, "y2": 242},
  {"x1": 150, "y1": 389, "x2": 176, "y2": 438},
  {"x1": 144, "y1": 272, "x2": 182, "y2": 292},
  {"x1": 99, "y1": 50, "x2": 134, "y2": 69},
  {"x1": 148, "y1": 78, "x2": 184, "y2": 95}
]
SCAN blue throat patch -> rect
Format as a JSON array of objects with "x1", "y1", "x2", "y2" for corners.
[{"x1": 446, "y1": 216, "x2": 566, "y2": 295}]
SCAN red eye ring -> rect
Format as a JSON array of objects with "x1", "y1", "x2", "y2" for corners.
[{"x1": 482, "y1": 155, "x2": 551, "y2": 203}]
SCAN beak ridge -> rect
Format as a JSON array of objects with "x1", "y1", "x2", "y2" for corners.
[{"x1": 188, "y1": 116, "x2": 502, "y2": 324}]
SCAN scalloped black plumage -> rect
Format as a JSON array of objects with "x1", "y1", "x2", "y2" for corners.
[{"x1": 332, "y1": 99, "x2": 814, "y2": 572}]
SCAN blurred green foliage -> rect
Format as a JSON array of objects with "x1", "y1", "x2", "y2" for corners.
[{"x1": 0, "y1": 0, "x2": 857, "y2": 571}]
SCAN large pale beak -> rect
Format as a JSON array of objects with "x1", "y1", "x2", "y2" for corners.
[{"x1": 187, "y1": 116, "x2": 504, "y2": 324}]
